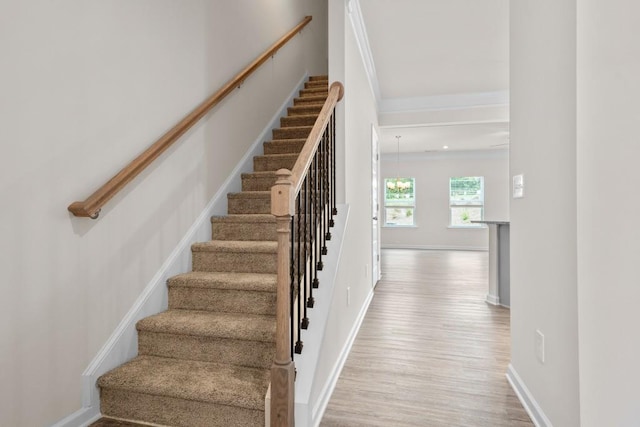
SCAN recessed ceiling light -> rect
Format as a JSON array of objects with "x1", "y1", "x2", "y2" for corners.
[{"x1": 443, "y1": 145, "x2": 449, "y2": 149}]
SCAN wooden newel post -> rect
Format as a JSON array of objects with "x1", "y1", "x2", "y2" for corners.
[{"x1": 271, "y1": 168, "x2": 295, "y2": 427}]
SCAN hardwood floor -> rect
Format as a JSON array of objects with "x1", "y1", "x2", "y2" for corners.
[{"x1": 320, "y1": 249, "x2": 533, "y2": 427}]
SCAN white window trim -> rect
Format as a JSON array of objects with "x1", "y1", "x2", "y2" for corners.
[
  {"x1": 383, "y1": 177, "x2": 416, "y2": 227},
  {"x1": 449, "y1": 177, "x2": 484, "y2": 228}
]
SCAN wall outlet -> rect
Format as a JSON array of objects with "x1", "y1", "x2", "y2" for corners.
[
  {"x1": 535, "y1": 329, "x2": 545, "y2": 363},
  {"x1": 347, "y1": 286, "x2": 351, "y2": 306}
]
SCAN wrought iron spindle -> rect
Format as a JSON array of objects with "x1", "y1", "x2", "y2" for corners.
[
  {"x1": 322, "y1": 127, "x2": 331, "y2": 244},
  {"x1": 304, "y1": 174, "x2": 315, "y2": 306},
  {"x1": 331, "y1": 111, "x2": 337, "y2": 221},
  {"x1": 314, "y1": 152, "x2": 323, "y2": 272},
  {"x1": 290, "y1": 215, "x2": 298, "y2": 357}
]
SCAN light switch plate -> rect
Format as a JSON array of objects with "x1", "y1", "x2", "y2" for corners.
[{"x1": 513, "y1": 174, "x2": 524, "y2": 198}]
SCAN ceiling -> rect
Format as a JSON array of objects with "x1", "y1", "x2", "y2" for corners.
[{"x1": 354, "y1": 0, "x2": 510, "y2": 153}]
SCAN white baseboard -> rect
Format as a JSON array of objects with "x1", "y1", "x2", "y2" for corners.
[
  {"x1": 49, "y1": 408, "x2": 100, "y2": 427},
  {"x1": 55, "y1": 73, "x2": 309, "y2": 427},
  {"x1": 381, "y1": 244, "x2": 488, "y2": 252},
  {"x1": 506, "y1": 364, "x2": 552, "y2": 427},
  {"x1": 310, "y1": 287, "x2": 374, "y2": 427},
  {"x1": 486, "y1": 293, "x2": 500, "y2": 305}
]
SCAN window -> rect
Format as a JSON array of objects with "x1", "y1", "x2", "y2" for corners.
[
  {"x1": 384, "y1": 177, "x2": 415, "y2": 226},
  {"x1": 449, "y1": 177, "x2": 484, "y2": 227}
]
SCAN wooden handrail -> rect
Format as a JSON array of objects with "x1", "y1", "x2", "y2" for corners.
[
  {"x1": 270, "y1": 80, "x2": 344, "y2": 427},
  {"x1": 68, "y1": 16, "x2": 313, "y2": 219},
  {"x1": 289, "y1": 82, "x2": 344, "y2": 194}
]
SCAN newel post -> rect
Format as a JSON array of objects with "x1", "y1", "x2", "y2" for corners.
[{"x1": 271, "y1": 168, "x2": 295, "y2": 427}]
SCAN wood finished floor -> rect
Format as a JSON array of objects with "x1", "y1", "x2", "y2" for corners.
[{"x1": 320, "y1": 249, "x2": 533, "y2": 427}]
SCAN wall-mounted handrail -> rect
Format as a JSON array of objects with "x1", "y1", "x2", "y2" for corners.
[
  {"x1": 270, "y1": 81, "x2": 344, "y2": 427},
  {"x1": 68, "y1": 16, "x2": 313, "y2": 219}
]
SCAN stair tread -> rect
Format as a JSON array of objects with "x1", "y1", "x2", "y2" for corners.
[
  {"x1": 254, "y1": 153, "x2": 299, "y2": 159},
  {"x1": 267, "y1": 138, "x2": 307, "y2": 144},
  {"x1": 294, "y1": 95, "x2": 326, "y2": 102},
  {"x1": 98, "y1": 355, "x2": 269, "y2": 411},
  {"x1": 274, "y1": 125, "x2": 313, "y2": 131},
  {"x1": 168, "y1": 271, "x2": 276, "y2": 292},
  {"x1": 283, "y1": 113, "x2": 320, "y2": 120},
  {"x1": 137, "y1": 309, "x2": 276, "y2": 342},
  {"x1": 227, "y1": 191, "x2": 270, "y2": 199},
  {"x1": 211, "y1": 214, "x2": 275, "y2": 223},
  {"x1": 192, "y1": 240, "x2": 277, "y2": 253},
  {"x1": 288, "y1": 103, "x2": 325, "y2": 109},
  {"x1": 241, "y1": 171, "x2": 278, "y2": 177}
]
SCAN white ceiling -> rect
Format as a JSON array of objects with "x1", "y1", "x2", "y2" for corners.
[{"x1": 355, "y1": 0, "x2": 510, "y2": 153}]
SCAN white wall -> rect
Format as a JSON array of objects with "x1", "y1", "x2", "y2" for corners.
[
  {"x1": 380, "y1": 150, "x2": 509, "y2": 250},
  {"x1": 0, "y1": 1, "x2": 326, "y2": 426},
  {"x1": 577, "y1": 1, "x2": 640, "y2": 425},
  {"x1": 309, "y1": 0, "x2": 378, "y2": 420},
  {"x1": 509, "y1": 0, "x2": 580, "y2": 425}
]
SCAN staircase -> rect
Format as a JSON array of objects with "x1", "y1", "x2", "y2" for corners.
[{"x1": 95, "y1": 75, "x2": 329, "y2": 427}]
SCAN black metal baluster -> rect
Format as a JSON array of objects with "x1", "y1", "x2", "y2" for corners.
[
  {"x1": 314, "y1": 152, "x2": 324, "y2": 272},
  {"x1": 319, "y1": 132, "x2": 327, "y2": 257},
  {"x1": 291, "y1": 215, "x2": 299, "y2": 356},
  {"x1": 331, "y1": 111, "x2": 337, "y2": 220},
  {"x1": 323, "y1": 128, "x2": 332, "y2": 243},
  {"x1": 305, "y1": 173, "x2": 315, "y2": 305},
  {"x1": 312, "y1": 153, "x2": 320, "y2": 287},
  {"x1": 298, "y1": 188, "x2": 309, "y2": 330}
]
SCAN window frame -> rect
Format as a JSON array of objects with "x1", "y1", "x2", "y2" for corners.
[
  {"x1": 383, "y1": 177, "x2": 416, "y2": 227},
  {"x1": 449, "y1": 176, "x2": 485, "y2": 228}
]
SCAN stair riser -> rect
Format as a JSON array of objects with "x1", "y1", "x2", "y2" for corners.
[
  {"x1": 309, "y1": 75, "x2": 328, "y2": 81},
  {"x1": 263, "y1": 140, "x2": 306, "y2": 155},
  {"x1": 169, "y1": 287, "x2": 276, "y2": 315},
  {"x1": 305, "y1": 81, "x2": 328, "y2": 89},
  {"x1": 287, "y1": 105, "x2": 323, "y2": 116},
  {"x1": 253, "y1": 155, "x2": 297, "y2": 172},
  {"x1": 293, "y1": 97, "x2": 326, "y2": 106},
  {"x1": 281, "y1": 115, "x2": 318, "y2": 127},
  {"x1": 193, "y1": 250, "x2": 277, "y2": 273},
  {"x1": 100, "y1": 389, "x2": 264, "y2": 427},
  {"x1": 272, "y1": 127, "x2": 312, "y2": 139},
  {"x1": 212, "y1": 220, "x2": 277, "y2": 240},
  {"x1": 227, "y1": 196, "x2": 271, "y2": 214},
  {"x1": 138, "y1": 332, "x2": 275, "y2": 369},
  {"x1": 300, "y1": 89, "x2": 328, "y2": 97},
  {"x1": 241, "y1": 174, "x2": 278, "y2": 191}
]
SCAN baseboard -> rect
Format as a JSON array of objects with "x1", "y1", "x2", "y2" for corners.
[
  {"x1": 506, "y1": 364, "x2": 553, "y2": 427},
  {"x1": 49, "y1": 408, "x2": 100, "y2": 427},
  {"x1": 381, "y1": 244, "x2": 488, "y2": 252},
  {"x1": 66, "y1": 72, "x2": 310, "y2": 426},
  {"x1": 310, "y1": 287, "x2": 374, "y2": 427},
  {"x1": 486, "y1": 293, "x2": 500, "y2": 305}
]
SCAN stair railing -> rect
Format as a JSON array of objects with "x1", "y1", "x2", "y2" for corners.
[
  {"x1": 270, "y1": 81, "x2": 344, "y2": 426},
  {"x1": 67, "y1": 16, "x2": 313, "y2": 219}
]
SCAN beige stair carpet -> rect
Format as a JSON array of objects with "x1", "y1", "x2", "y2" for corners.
[{"x1": 94, "y1": 75, "x2": 328, "y2": 427}]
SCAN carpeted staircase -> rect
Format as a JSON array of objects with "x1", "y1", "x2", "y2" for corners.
[{"x1": 95, "y1": 75, "x2": 329, "y2": 427}]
